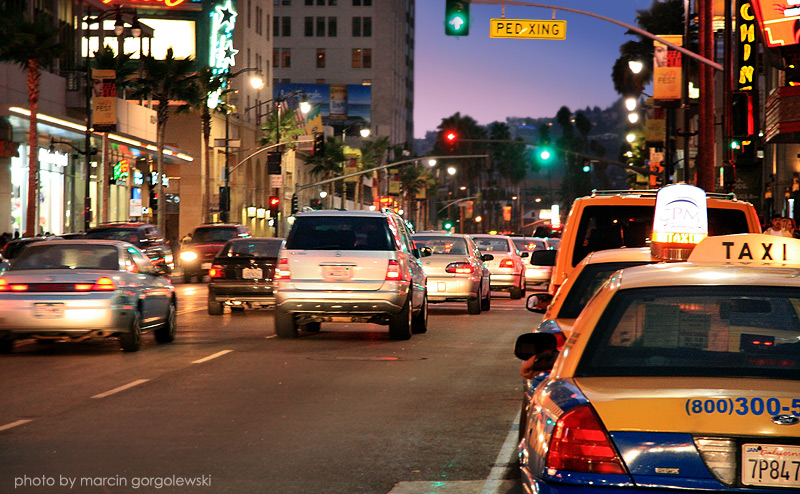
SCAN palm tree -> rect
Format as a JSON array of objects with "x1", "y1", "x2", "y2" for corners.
[
  {"x1": 306, "y1": 136, "x2": 345, "y2": 208},
  {"x1": 0, "y1": 9, "x2": 67, "y2": 236},
  {"x1": 397, "y1": 164, "x2": 431, "y2": 230},
  {"x1": 130, "y1": 48, "x2": 196, "y2": 232},
  {"x1": 360, "y1": 136, "x2": 390, "y2": 208}
]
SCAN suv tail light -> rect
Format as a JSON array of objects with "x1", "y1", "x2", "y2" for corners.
[
  {"x1": 445, "y1": 262, "x2": 474, "y2": 274},
  {"x1": 275, "y1": 258, "x2": 290, "y2": 280},
  {"x1": 208, "y1": 265, "x2": 225, "y2": 279},
  {"x1": 546, "y1": 404, "x2": 626, "y2": 475},
  {"x1": 500, "y1": 259, "x2": 515, "y2": 268},
  {"x1": 385, "y1": 259, "x2": 405, "y2": 281}
]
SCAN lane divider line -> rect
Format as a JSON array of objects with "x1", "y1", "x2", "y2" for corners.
[
  {"x1": 0, "y1": 419, "x2": 32, "y2": 432},
  {"x1": 91, "y1": 379, "x2": 150, "y2": 399},
  {"x1": 192, "y1": 349, "x2": 233, "y2": 364},
  {"x1": 481, "y1": 409, "x2": 521, "y2": 494}
]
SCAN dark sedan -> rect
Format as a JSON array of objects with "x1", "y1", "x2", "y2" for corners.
[{"x1": 207, "y1": 238, "x2": 283, "y2": 315}]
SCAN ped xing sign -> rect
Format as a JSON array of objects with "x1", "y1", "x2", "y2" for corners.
[{"x1": 490, "y1": 19, "x2": 566, "y2": 40}]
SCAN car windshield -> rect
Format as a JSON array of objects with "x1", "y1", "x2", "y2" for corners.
[
  {"x1": 285, "y1": 216, "x2": 394, "y2": 251},
  {"x1": 558, "y1": 261, "x2": 655, "y2": 319},
  {"x1": 85, "y1": 228, "x2": 140, "y2": 245},
  {"x1": 413, "y1": 236, "x2": 468, "y2": 255},
  {"x1": 474, "y1": 237, "x2": 510, "y2": 253},
  {"x1": 577, "y1": 286, "x2": 800, "y2": 380},
  {"x1": 192, "y1": 227, "x2": 240, "y2": 243},
  {"x1": 513, "y1": 238, "x2": 546, "y2": 252},
  {"x1": 10, "y1": 244, "x2": 120, "y2": 271},
  {"x1": 220, "y1": 239, "x2": 283, "y2": 258}
]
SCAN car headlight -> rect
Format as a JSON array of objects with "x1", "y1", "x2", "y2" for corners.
[{"x1": 180, "y1": 251, "x2": 198, "y2": 262}]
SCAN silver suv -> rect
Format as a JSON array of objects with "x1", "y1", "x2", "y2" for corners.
[{"x1": 274, "y1": 210, "x2": 429, "y2": 340}]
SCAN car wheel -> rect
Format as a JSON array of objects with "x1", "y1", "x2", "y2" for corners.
[
  {"x1": 388, "y1": 294, "x2": 412, "y2": 340},
  {"x1": 0, "y1": 338, "x2": 13, "y2": 354},
  {"x1": 120, "y1": 311, "x2": 142, "y2": 352},
  {"x1": 510, "y1": 285, "x2": 523, "y2": 300},
  {"x1": 411, "y1": 292, "x2": 428, "y2": 334},
  {"x1": 481, "y1": 289, "x2": 491, "y2": 312},
  {"x1": 154, "y1": 302, "x2": 177, "y2": 343},
  {"x1": 208, "y1": 299, "x2": 224, "y2": 316},
  {"x1": 467, "y1": 295, "x2": 481, "y2": 314},
  {"x1": 303, "y1": 321, "x2": 321, "y2": 332},
  {"x1": 274, "y1": 310, "x2": 298, "y2": 338}
]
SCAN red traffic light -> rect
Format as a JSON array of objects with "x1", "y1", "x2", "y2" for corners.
[
  {"x1": 269, "y1": 196, "x2": 280, "y2": 207},
  {"x1": 445, "y1": 131, "x2": 457, "y2": 142}
]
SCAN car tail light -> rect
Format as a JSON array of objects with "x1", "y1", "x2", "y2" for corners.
[
  {"x1": 0, "y1": 280, "x2": 28, "y2": 291},
  {"x1": 75, "y1": 277, "x2": 116, "y2": 291},
  {"x1": 208, "y1": 265, "x2": 225, "y2": 278},
  {"x1": 500, "y1": 259, "x2": 514, "y2": 268},
  {"x1": 446, "y1": 262, "x2": 474, "y2": 274},
  {"x1": 546, "y1": 404, "x2": 626, "y2": 475},
  {"x1": 275, "y1": 258, "x2": 290, "y2": 280},
  {"x1": 385, "y1": 259, "x2": 404, "y2": 281}
]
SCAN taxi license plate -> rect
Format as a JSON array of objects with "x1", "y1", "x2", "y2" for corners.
[
  {"x1": 34, "y1": 303, "x2": 64, "y2": 318},
  {"x1": 322, "y1": 265, "x2": 353, "y2": 281},
  {"x1": 201, "y1": 262, "x2": 212, "y2": 270},
  {"x1": 742, "y1": 444, "x2": 800, "y2": 487},
  {"x1": 242, "y1": 268, "x2": 263, "y2": 279}
]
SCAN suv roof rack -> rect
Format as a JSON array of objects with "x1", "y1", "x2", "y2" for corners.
[{"x1": 590, "y1": 189, "x2": 737, "y2": 201}]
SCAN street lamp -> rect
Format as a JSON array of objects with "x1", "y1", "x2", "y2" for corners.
[
  {"x1": 220, "y1": 67, "x2": 264, "y2": 223},
  {"x1": 341, "y1": 125, "x2": 370, "y2": 143}
]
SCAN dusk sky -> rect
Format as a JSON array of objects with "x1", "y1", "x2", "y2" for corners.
[{"x1": 413, "y1": 0, "x2": 657, "y2": 138}]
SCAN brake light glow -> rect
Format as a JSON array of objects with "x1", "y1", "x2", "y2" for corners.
[
  {"x1": 0, "y1": 279, "x2": 28, "y2": 291},
  {"x1": 546, "y1": 404, "x2": 626, "y2": 475},
  {"x1": 208, "y1": 265, "x2": 224, "y2": 278},
  {"x1": 446, "y1": 262, "x2": 474, "y2": 274},
  {"x1": 500, "y1": 259, "x2": 514, "y2": 268},
  {"x1": 385, "y1": 259, "x2": 404, "y2": 281},
  {"x1": 91, "y1": 277, "x2": 116, "y2": 291},
  {"x1": 275, "y1": 258, "x2": 290, "y2": 280}
]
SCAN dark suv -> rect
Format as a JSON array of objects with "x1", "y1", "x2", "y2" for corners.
[
  {"x1": 85, "y1": 223, "x2": 174, "y2": 273},
  {"x1": 179, "y1": 224, "x2": 250, "y2": 282}
]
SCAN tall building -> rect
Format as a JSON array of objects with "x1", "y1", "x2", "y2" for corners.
[{"x1": 272, "y1": 0, "x2": 415, "y2": 150}]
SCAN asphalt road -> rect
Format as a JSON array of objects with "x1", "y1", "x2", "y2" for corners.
[{"x1": 1, "y1": 284, "x2": 537, "y2": 494}]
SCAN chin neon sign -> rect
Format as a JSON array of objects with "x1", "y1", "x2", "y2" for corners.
[
  {"x1": 102, "y1": 0, "x2": 189, "y2": 7},
  {"x1": 208, "y1": 0, "x2": 238, "y2": 109}
]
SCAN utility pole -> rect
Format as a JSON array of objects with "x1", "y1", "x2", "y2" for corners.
[{"x1": 697, "y1": 0, "x2": 715, "y2": 192}]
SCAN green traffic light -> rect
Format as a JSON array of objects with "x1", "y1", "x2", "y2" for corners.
[
  {"x1": 538, "y1": 147, "x2": 553, "y2": 163},
  {"x1": 730, "y1": 140, "x2": 741, "y2": 150},
  {"x1": 445, "y1": 0, "x2": 470, "y2": 36},
  {"x1": 443, "y1": 221, "x2": 453, "y2": 230},
  {"x1": 582, "y1": 164, "x2": 591, "y2": 173}
]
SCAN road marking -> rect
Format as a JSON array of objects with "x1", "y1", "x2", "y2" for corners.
[
  {"x1": 0, "y1": 419, "x2": 32, "y2": 432},
  {"x1": 192, "y1": 349, "x2": 233, "y2": 364},
  {"x1": 91, "y1": 379, "x2": 150, "y2": 399},
  {"x1": 481, "y1": 409, "x2": 521, "y2": 494}
]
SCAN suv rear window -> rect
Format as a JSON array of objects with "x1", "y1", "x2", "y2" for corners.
[
  {"x1": 285, "y1": 216, "x2": 393, "y2": 251},
  {"x1": 572, "y1": 206, "x2": 752, "y2": 266},
  {"x1": 85, "y1": 228, "x2": 141, "y2": 244},
  {"x1": 192, "y1": 227, "x2": 240, "y2": 243}
]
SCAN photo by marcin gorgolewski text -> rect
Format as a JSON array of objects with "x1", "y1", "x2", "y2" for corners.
[{"x1": 14, "y1": 474, "x2": 212, "y2": 490}]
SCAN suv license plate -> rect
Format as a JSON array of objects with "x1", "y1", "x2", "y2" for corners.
[
  {"x1": 322, "y1": 266, "x2": 353, "y2": 281},
  {"x1": 34, "y1": 303, "x2": 64, "y2": 318},
  {"x1": 242, "y1": 268, "x2": 263, "y2": 279},
  {"x1": 742, "y1": 444, "x2": 800, "y2": 487}
]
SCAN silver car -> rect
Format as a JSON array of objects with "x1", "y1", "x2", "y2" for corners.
[
  {"x1": 413, "y1": 232, "x2": 492, "y2": 314},
  {"x1": 0, "y1": 240, "x2": 176, "y2": 353},
  {"x1": 472, "y1": 234, "x2": 527, "y2": 299},
  {"x1": 274, "y1": 210, "x2": 429, "y2": 340}
]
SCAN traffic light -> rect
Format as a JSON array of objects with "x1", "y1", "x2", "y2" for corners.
[
  {"x1": 268, "y1": 195, "x2": 280, "y2": 217},
  {"x1": 313, "y1": 132, "x2": 324, "y2": 156},
  {"x1": 218, "y1": 186, "x2": 229, "y2": 214},
  {"x1": 291, "y1": 194, "x2": 299, "y2": 214},
  {"x1": 444, "y1": 130, "x2": 458, "y2": 151},
  {"x1": 443, "y1": 220, "x2": 453, "y2": 231},
  {"x1": 150, "y1": 192, "x2": 158, "y2": 211},
  {"x1": 731, "y1": 92, "x2": 752, "y2": 137},
  {"x1": 267, "y1": 152, "x2": 282, "y2": 175},
  {"x1": 537, "y1": 146, "x2": 553, "y2": 164},
  {"x1": 582, "y1": 161, "x2": 591, "y2": 173},
  {"x1": 310, "y1": 198, "x2": 322, "y2": 209},
  {"x1": 444, "y1": 0, "x2": 470, "y2": 36}
]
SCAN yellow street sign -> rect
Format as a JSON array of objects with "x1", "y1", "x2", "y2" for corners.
[{"x1": 489, "y1": 19, "x2": 566, "y2": 40}]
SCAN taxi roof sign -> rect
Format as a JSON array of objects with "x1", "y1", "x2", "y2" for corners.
[
  {"x1": 651, "y1": 184, "x2": 708, "y2": 261},
  {"x1": 688, "y1": 233, "x2": 800, "y2": 267}
]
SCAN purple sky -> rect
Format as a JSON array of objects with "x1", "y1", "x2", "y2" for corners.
[{"x1": 413, "y1": 0, "x2": 656, "y2": 138}]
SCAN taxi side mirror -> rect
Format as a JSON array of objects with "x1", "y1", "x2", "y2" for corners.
[
  {"x1": 526, "y1": 292, "x2": 552, "y2": 313},
  {"x1": 514, "y1": 332, "x2": 559, "y2": 361},
  {"x1": 529, "y1": 249, "x2": 557, "y2": 266}
]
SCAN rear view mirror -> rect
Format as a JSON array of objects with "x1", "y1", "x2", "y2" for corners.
[
  {"x1": 526, "y1": 292, "x2": 552, "y2": 313},
  {"x1": 529, "y1": 249, "x2": 556, "y2": 266},
  {"x1": 481, "y1": 253, "x2": 494, "y2": 262},
  {"x1": 514, "y1": 332, "x2": 559, "y2": 361},
  {"x1": 419, "y1": 246, "x2": 432, "y2": 257},
  {"x1": 520, "y1": 251, "x2": 529, "y2": 258}
]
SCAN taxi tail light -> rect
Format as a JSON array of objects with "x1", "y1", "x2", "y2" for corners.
[
  {"x1": 546, "y1": 404, "x2": 627, "y2": 475},
  {"x1": 275, "y1": 258, "x2": 290, "y2": 280},
  {"x1": 500, "y1": 259, "x2": 515, "y2": 268},
  {"x1": 385, "y1": 259, "x2": 405, "y2": 281},
  {"x1": 208, "y1": 264, "x2": 225, "y2": 279},
  {"x1": 694, "y1": 437, "x2": 736, "y2": 486},
  {"x1": 445, "y1": 262, "x2": 474, "y2": 274}
]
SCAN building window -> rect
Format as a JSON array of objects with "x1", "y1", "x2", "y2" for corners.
[
  {"x1": 316, "y1": 78, "x2": 326, "y2": 84},
  {"x1": 273, "y1": 48, "x2": 279, "y2": 68},
  {"x1": 305, "y1": 16, "x2": 313, "y2": 36},
  {"x1": 363, "y1": 48, "x2": 371, "y2": 68},
  {"x1": 266, "y1": 15, "x2": 270, "y2": 40},
  {"x1": 352, "y1": 48, "x2": 361, "y2": 68},
  {"x1": 256, "y1": 6, "x2": 262, "y2": 35},
  {"x1": 282, "y1": 48, "x2": 291, "y2": 68},
  {"x1": 273, "y1": 16, "x2": 280, "y2": 37},
  {"x1": 282, "y1": 16, "x2": 291, "y2": 37},
  {"x1": 353, "y1": 0, "x2": 360, "y2": 5},
  {"x1": 316, "y1": 0, "x2": 324, "y2": 4},
  {"x1": 329, "y1": 0, "x2": 337, "y2": 4},
  {"x1": 316, "y1": 16, "x2": 325, "y2": 36},
  {"x1": 247, "y1": 0, "x2": 251, "y2": 28},
  {"x1": 328, "y1": 17, "x2": 337, "y2": 37},
  {"x1": 352, "y1": 17, "x2": 361, "y2": 37},
  {"x1": 362, "y1": 79, "x2": 372, "y2": 85},
  {"x1": 305, "y1": 0, "x2": 312, "y2": 4},
  {"x1": 363, "y1": 16, "x2": 371, "y2": 36},
  {"x1": 316, "y1": 48, "x2": 326, "y2": 68}
]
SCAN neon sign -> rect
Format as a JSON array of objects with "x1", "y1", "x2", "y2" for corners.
[
  {"x1": 750, "y1": 0, "x2": 800, "y2": 47},
  {"x1": 737, "y1": 0, "x2": 756, "y2": 90},
  {"x1": 102, "y1": 0, "x2": 189, "y2": 7},
  {"x1": 208, "y1": 0, "x2": 237, "y2": 109}
]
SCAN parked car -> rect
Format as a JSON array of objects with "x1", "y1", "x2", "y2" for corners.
[
  {"x1": 207, "y1": 237, "x2": 284, "y2": 315},
  {"x1": 180, "y1": 223, "x2": 251, "y2": 282},
  {"x1": 413, "y1": 232, "x2": 492, "y2": 314},
  {"x1": 274, "y1": 209, "x2": 429, "y2": 340},
  {"x1": 0, "y1": 240, "x2": 176, "y2": 353},
  {"x1": 471, "y1": 234, "x2": 526, "y2": 299},
  {"x1": 85, "y1": 223, "x2": 174, "y2": 273}
]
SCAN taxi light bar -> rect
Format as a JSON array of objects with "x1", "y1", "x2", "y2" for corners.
[
  {"x1": 500, "y1": 259, "x2": 515, "y2": 268},
  {"x1": 547, "y1": 404, "x2": 626, "y2": 475},
  {"x1": 385, "y1": 259, "x2": 404, "y2": 281},
  {"x1": 208, "y1": 265, "x2": 225, "y2": 278},
  {"x1": 651, "y1": 232, "x2": 707, "y2": 244},
  {"x1": 445, "y1": 262, "x2": 474, "y2": 274},
  {"x1": 275, "y1": 258, "x2": 290, "y2": 280}
]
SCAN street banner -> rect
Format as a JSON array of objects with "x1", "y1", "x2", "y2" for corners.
[
  {"x1": 91, "y1": 69, "x2": 117, "y2": 132},
  {"x1": 653, "y1": 35, "x2": 682, "y2": 100}
]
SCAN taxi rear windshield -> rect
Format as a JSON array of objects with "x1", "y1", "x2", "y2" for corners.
[
  {"x1": 577, "y1": 286, "x2": 800, "y2": 380},
  {"x1": 571, "y1": 206, "x2": 751, "y2": 267}
]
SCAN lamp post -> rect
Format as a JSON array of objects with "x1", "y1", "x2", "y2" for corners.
[
  {"x1": 219, "y1": 67, "x2": 264, "y2": 223},
  {"x1": 341, "y1": 125, "x2": 371, "y2": 143}
]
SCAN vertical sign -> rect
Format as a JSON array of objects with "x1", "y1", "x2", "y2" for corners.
[
  {"x1": 91, "y1": 69, "x2": 117, "y2": 132},
  {"x1": 653, "y1": 35, "x2": 683, "y2": 100},
  {"x1": 737, "y1": 0, "x2": 757, "y2": 91}
]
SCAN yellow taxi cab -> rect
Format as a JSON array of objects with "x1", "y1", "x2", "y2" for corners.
[{"x1": 514, "y1": 232, "x2": 800, "y2": 494}]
